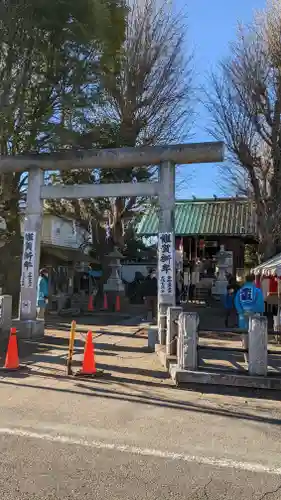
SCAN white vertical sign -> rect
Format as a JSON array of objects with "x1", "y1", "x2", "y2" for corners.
[
  {"x1": 158, "y1": 232, "x2": 174, "y2": 295},
  {"x1": 20, "y1": 231, "x2": 36, "y2": 289}
]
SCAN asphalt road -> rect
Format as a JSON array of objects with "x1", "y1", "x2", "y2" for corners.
[
  {"x1": 1, "y1": 369, "x2": 281, "y2": 500},
  {"x1": 1, "y1": 432, "x2": 281, "y2": 500}
]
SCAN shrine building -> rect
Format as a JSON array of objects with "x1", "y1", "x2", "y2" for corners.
[{"x1": 137, "y1": 197, "x2": 258, "y2": 275}]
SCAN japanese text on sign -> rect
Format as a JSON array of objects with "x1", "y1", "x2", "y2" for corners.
[
  {"x1": 240, "y1": 287, "x2": 254, "y2": 303},
  {"x1": 158, "y1": 232, "x2": 174, "y2": 295},
  {"x1": 20, "y1": 231, "x2": 36, "y2": 289}
]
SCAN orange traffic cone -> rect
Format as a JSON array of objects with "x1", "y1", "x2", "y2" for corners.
[
  {"x1": 81, "y1": 331, "x2": 96, "y2": 375},
  {"x1": 103, "y1": 293, "x2": 108, "y2": 310},
  {"x1": 115, "y1": 295, "x2": 120, "y2": 312},
  {"x1": 88, "y1": 294, "x2": 94, "y2": 312},
  {"x1": 4, "y1": 328, "x2": 20, "y2": 370}
]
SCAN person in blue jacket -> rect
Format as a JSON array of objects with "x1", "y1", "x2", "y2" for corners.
[
  {"x1": 234, "y1": 274, "x2": 264, "y2": 330},
  {"x1": 37, "y1": 268, "x2": 49, "y2": 320}
]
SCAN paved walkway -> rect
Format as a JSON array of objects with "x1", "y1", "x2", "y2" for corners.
[
  {"x1": 1, "y1": 309, "x2": 281, "y2": 392},
  {"x1": 1, "y1": 310, "x2": 281, "y2": 381},
  {"x1": 0, "y1": 315, "x2": 170, "y2": 388}
]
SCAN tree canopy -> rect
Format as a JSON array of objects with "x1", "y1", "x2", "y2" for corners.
[
  {"x1": 0, "y1": 0, "x2": 193, "y2": 299},
  {"x1": 0, "y1": 0, "x2": 126, "y2": 297}
]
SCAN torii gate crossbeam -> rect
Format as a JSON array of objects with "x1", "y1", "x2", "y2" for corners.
[{"x1": 3, "y1": 141, "x2": 224, "y2": 339}]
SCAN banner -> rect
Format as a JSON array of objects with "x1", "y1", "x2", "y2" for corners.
[
  {"x1": 20, "y1": 231, "x2": 36, "y2": 289},
  {"x1": 158, "y1": 232, "x2": 174, "y2": 295}
]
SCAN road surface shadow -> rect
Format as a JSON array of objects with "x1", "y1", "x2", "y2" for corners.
[
  {"x1": 1, "y1": 376, "x2": 281, "y2": 427},
  {"x1": 46, "y1": 328, "x2": 147, "y2": 340},
  {"x1": 95, "y1": 342, "x2": 148, "y2": 353},
  {"x1": 0, "y1": 337, "x2": 65, "y2": 366},
  {"x1": 46, "y1": 315, "x2": 137, "y2": 330},
  {"x1": 0, "y1": 333, "x2": 130, "y2": 369}
]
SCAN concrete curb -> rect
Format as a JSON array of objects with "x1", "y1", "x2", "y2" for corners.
[{"x1": 170, "y1": 366, "x2": 281, "y2": 390}]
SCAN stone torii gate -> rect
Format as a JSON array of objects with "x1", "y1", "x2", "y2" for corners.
[{"x1": 0, "y1": 141, "x2": 224, "y2": 338}]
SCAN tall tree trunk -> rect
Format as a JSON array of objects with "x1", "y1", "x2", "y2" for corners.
[
  {"x1": 0, "y1": 174, "x2": 22, "y2": 311},
  {"x1": 112, "y1": 197, "x2": 125, "y2": 249}
]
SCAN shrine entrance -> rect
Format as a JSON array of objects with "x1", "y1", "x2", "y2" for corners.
[{"x1": 0, "y1": 142, "x2": 224, "y2": 337}]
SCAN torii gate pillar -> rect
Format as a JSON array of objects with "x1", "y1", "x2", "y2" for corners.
[
  {"x1": 14, "y1": 169, "x2": 45, "y2": 338},
  {"x1": 158, "y1": 161, "x2": 176, "y2": 344}
]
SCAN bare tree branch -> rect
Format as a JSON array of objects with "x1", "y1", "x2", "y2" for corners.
[
  {"x1": 100, "y1": 0, "x2": 194, "y2": 146},
  {"x1": 204, "y1": 0, "x2": 281, "y2": 261}
]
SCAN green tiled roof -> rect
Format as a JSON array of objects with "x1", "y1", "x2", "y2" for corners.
[{"x1": 137, "y1": 198, "x2": 257, "y2": 236}]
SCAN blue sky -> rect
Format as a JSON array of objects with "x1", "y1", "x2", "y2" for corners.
[{"x1": 177, "y1": 0, "x2": 265, "y2": 199}]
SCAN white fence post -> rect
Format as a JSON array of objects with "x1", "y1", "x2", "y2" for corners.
[
  {"x1": 248, "y1": 315, "x2": 268, "y2": 376},
  {"x1": 167, "y1": 306, "x2": 182, "y2": 356}
]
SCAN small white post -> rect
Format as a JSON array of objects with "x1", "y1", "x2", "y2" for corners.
[
  {"x1": 166, "y1": 306, "x2": 182, "y2": 356},
  {"x1": 248, "y1": 315, "x2": 268, "y2": 376}
]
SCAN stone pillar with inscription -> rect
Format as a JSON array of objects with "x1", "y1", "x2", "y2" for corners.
[
  {"x1": 13, "y1": 169, "x2": 45, "y2": 339},
  {"x1": 157, "y1": 161, "x2": 176, "y2": 344}
]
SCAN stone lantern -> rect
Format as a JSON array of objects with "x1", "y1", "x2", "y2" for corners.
[
  {"x1": 103, "y1": 247, "x2": 128, "y2": 311},
  {"x1": 212, "y1": 245, "x2": 231, "y2": 297}
]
